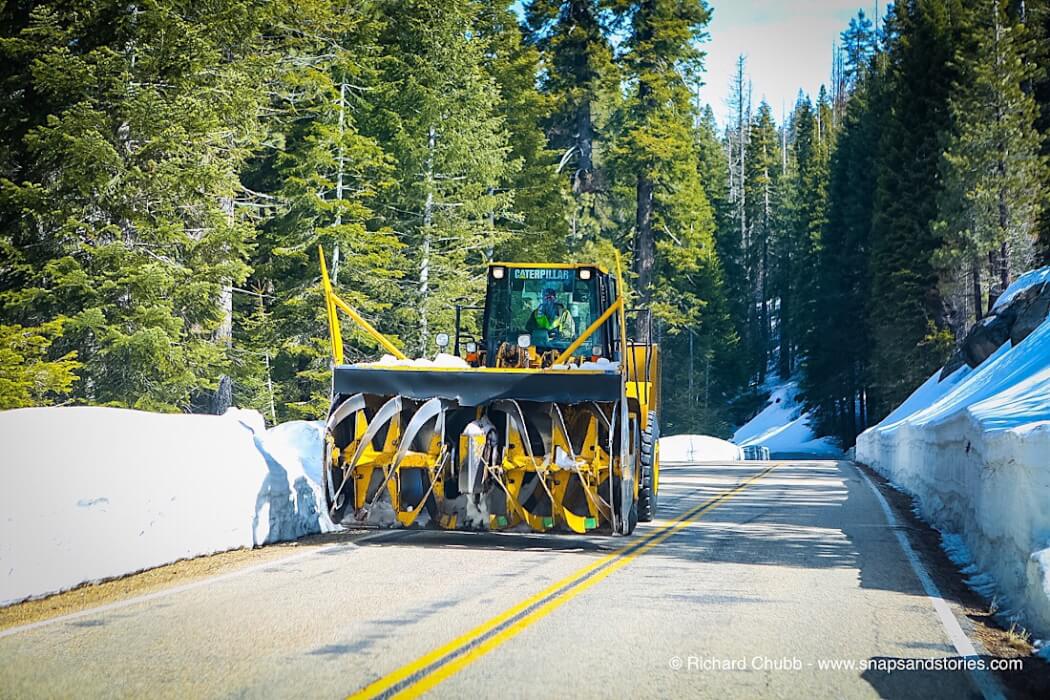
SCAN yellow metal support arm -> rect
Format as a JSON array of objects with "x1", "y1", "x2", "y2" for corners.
[
  {"x1": 318, "y1": 245, "x2": 408, "y2": 363},
  {"x1": 319, "y1": 246, "x2": 344, "y2": 365},
  {"x1": 330, "y1": 294, "x2": 408, "y2": 361},
  {"x1": 552, "y1": 296, "x2": 624, "y2": 367},
  {"x1": 613, "y1": 250, "x2": 639, "y2": 402}
]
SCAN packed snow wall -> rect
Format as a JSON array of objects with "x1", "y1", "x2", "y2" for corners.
[
  {"x1": 0, "y1": 407, "x2": 335, "y2": 606},
  {"x1": 857, "y1": 270, "x2": 1050, "y2": 644}
]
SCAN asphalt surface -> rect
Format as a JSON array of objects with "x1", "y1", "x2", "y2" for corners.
[{"x1": 0, "y1": 461, "x2": 991, "y2": 698}]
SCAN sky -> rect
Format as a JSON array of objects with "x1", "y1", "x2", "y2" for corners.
[{"x1": 700, "y1": 0, "x2": 881, "y2": 126}]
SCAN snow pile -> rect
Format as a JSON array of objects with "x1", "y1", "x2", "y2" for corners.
[
  {"x1": 733, "y1": 378, "x2": 842, "y2": 458},
  {"x1": 660, "y1": 435, "x2": 743, "y2": 462},
  {"x1": 0, "y1": 407, "x2": 334, "y2": 606},
  {"x1": 357, "y1": 352, "x2": 619, "y2": 372},
  {"x1": 357, "y1": 353, "x2": 469, "y2": 369},
  {"x1": 992, "y1": 265, "x2": 1050, "y2": 311},
  {"x1": 857, "y1": 267, "x2": 1050, "y2": 641},
  {"x1": 552, "y1": 358, "x2": 620, "y2": 371}
]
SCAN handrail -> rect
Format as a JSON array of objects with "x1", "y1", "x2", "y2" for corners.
[{"x1": 319, "y1": 245, "x2": 408, "y2": 362}]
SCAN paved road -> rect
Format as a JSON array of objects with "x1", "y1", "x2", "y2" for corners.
[{"x1": 0, "y1": 461, "x2": 990, "y2": 698}]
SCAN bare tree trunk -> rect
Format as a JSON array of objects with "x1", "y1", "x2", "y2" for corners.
[
  {"x1": 992, "y1": 3, "x2": 1010, "y2": 299},
  {"x1": 569, "y1": 0, "x2": 597, "y2": 192},
  {"x1": 688, "y1": 329, "x2": 694, "y2": 400},
  {"x1": 634, "y1": 172, "x2": 655, "y2": 341},
  {"x1": 972, "y1": 257, "x2": 984, "y2": 321},
  {"x1": 332, "y1": 80, "x2": 346, "y2": 285},
  {"x1": 778, "y1": 292, "x2": 790, "y2": 378},
  {"x1": 859, "y1": 386, "x2": 867, "y2": 430},
  {"x1": 211, "y1": 196, "x2": 235, "y2": 415},
  {"x1": 419, "y1": 125, "x2": 436, "y2": 354},
  {"x1": 760, "y1": 172, "x2": 771, "y2": 381},
  {"x1": 264, "y1": 351, "x2": 277, "y2": 425},
  {"x1": 574, "y1": 97, "x2": 595, "y2": 193},
  {"x1": 987, "y1": 249, "x2": 1002, "y2": 308},
  {"x1": 998, "y1": 240, "x2": 1009, "y2": 293}
]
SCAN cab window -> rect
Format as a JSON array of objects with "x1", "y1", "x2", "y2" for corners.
[{"x1": 484, "y1": 267, "x2": 602, "y2": 362}]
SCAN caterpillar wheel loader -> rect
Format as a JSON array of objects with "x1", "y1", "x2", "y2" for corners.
[{"x1": 319, "y1": 249, "x2": 660, "y2": 535}]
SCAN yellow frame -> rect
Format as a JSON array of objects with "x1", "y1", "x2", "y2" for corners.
[{"x1": 319, "y1": 245, "x2": 408, "y2": 362}]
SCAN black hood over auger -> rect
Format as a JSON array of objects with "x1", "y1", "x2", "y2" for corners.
[{"x1": 332, "y1": 366, "x2": 622, "y2": 407}]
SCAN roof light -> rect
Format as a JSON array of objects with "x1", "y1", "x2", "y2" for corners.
[
  {"x1": 578, "y1": 268, "x2": 592, "y2": 280},
  {"x1": 491, "y1": 266, "x2": 506, "y2": 279},
  {"x1": 517, "y1": 334, "x2": 531, "y2": 349}
]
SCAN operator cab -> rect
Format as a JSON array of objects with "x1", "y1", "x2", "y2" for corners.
[{"x1": 482, "y1": 263, "x2": 619, "y2": 367}]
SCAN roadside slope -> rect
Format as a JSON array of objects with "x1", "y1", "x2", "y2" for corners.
[{"x1": 857, "y1": 270, "x2": 1050, "y2": 652}]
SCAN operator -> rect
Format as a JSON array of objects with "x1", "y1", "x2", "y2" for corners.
[{"x1": 526, "y1": 287, "x2": 576, "y2": 339}]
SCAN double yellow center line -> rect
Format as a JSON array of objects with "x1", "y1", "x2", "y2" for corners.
[{"x1": 349, "y1": 465, "x2": 777, "y2": 700}]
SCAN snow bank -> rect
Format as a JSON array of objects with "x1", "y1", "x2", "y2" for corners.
[
  {"x1": 358, "y1": 353, "x2": 469, "y2": 368},
  {"x1": 358, "y1": 353, "x2": 620, "y2": 372},
  {"x1": 0, "y1": 408, "x2": 334, "y2": 606},
  {"x1": 552, "y1": 358, "x2": 620, "y2": 371},
  {"x1": 733, "y1": 378, "x2": 842, "y2": 458},
  {"x1": 660, "y1": 435, "x2": 743, "y2": 462},
  {"x1": 857, "y1": 270, "x2": 1050, "y2": 642},
  {"x1": 993, "y1": 265, "x2": 1050, "y2": 312}
]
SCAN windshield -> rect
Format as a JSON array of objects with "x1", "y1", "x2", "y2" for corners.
[{"x1": 484, "y1": 267, "x2": 602, "y2": 363}]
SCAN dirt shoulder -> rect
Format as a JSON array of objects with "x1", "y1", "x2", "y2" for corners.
[
  {"x1": 855, "y1": 462, "x2": 1050, "y2": 698},
  {"x1": 0, "y1": 529, "x2": 366, "y2": 633}
]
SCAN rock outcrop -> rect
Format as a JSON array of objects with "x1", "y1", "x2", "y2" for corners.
[{"x1": 939, "y1": 281, "x2": 1050, "y2": 380}]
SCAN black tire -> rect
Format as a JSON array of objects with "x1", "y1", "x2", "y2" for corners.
[{"x1": 637, "y1": 411, "x2": 659, "y2": 522}]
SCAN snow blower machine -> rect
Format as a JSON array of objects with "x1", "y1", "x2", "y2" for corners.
[{"x1": 319, "y1": 248, "x2": 660, "y2": 535}]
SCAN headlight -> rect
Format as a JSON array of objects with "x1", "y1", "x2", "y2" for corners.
[
  {"x1": 491, "y1": 266, "x2": 505, "y2": 279},
  {"x1": 592, "y1": 345, "x2": 602, "y2": 357},
  {"x1": 517, "y1": 334, "x2": 531, "y2": 349},
  {"x1": 578, "y1": 268, "x2": 592, "y2": 280},
  {"x1": 435, "y1": 333, "x2": 450, "y2": 348},
  {"x1": 465, "y1": 341, "x2": 477, "y2": 353}
]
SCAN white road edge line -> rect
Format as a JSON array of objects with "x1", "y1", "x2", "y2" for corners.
[
  {"x1": 0, "y1": 530, "x2": 397, "y2": 640},
  {"x1": 854, "y1": 462, "x2": 1006, "y2": 700}
]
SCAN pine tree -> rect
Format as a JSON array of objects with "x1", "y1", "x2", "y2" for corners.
[
  {"x1": 1028, "y1": 0, "x2": 1050, "y2": 264},
  {"x1": 610, "y1": 0, "x2": 712, "y2": 340},
  {"x1": 0, "y1": 1, "x2": 269, "y2": 411},
  {"x1": 841, "y1": 10, "x2": 876, "y2": 90},
  {"x1": 365, "y1": 0, "x2": 516, "y2": 354},
  {"x1": 725, "y1": 56, "x2": 752, "y2": 366},
  {"x1": 933, "y1": 0, "x2": 1044, "y2": 323},
  {"x1": 0, "y1": 319, "x2": 81, "y2": 409},
  {"x1": 479, "y1": 1, "x2": 571, "y2": 262},
  {"x1": 778, "y1": 95, "x2": 829, "y2": 381},
  {"x1": 743, "y1": 102, "x2": 781, "y2": 382},
  {"x1": 868, "y1": 0, "x2": 964, "y2": 417},
  {"x1": 524, "y1": 0, "x2": 617, "y2": 197},
  {"x1": 803, "y1": 55, "x2": 887, "y2": 444},
  {"x1": 695, "y1": 105, "x2": 749, "y2": 408},
  {"x1": 237, "y1": 2, "x2": 403, "y2": 421}
]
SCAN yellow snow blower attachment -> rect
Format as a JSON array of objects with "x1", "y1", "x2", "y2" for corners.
[{"x1": 319, "y1": 248, "x2": 660, "y2": 535}]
